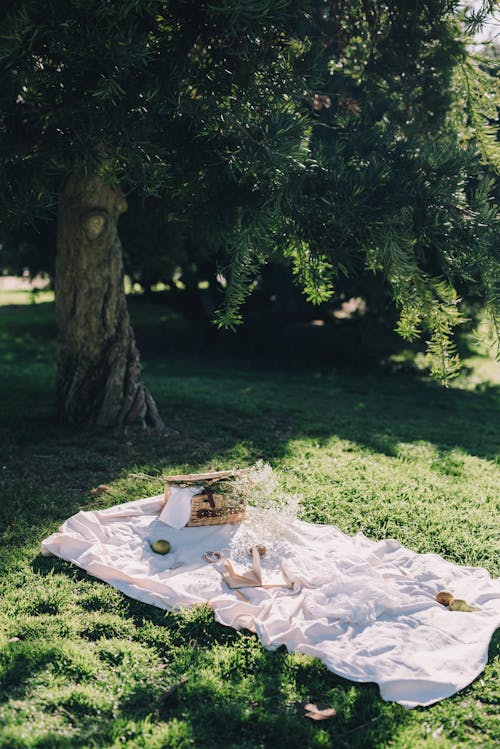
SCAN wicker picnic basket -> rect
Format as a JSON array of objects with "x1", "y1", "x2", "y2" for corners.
[{"x1": 162, "y1": 469, "x2": 251, "y2": 527}]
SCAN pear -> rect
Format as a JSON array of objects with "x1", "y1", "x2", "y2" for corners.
[
  {"x1": 436, "y1": 590, "x2": 477, "y2": 611},
  {"x1": 150, "y1": 539, "x2": 171, "y2": 555},
  {"x1": 449, "y1": 598, "x2": 477, "y2": 612}
]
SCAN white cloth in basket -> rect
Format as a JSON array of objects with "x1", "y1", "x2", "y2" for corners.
[{"x1": 158, "y1": 485, "x2": 203, "y2": 529}]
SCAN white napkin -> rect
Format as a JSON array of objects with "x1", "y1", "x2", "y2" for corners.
[{"x1": 158, "y1": 486, "x2": 203, "y2": 529}]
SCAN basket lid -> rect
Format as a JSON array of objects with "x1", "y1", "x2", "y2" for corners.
[{"x1": 162, "y1": 468, "x2": 250, "y2": 484}]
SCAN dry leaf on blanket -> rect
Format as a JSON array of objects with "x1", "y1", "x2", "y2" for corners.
[
  {"x1": 90, "y1": 484, "x2": 112, "y2": 497},
  {"x1": 296, "y1": 701, "x2": 337, "y2": 721}
]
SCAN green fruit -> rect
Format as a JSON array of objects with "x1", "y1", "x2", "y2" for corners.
[
  {"x1": 150, "y1": 539, "x2": 171, "y2": 555},
  {"x1": 449, "y1": 598, "x2": 477, "y2": 612}
]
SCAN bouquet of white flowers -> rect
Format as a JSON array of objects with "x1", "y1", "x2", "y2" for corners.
[{"x1": 228, "y1": 461, "x2": 301, "y2": 561}]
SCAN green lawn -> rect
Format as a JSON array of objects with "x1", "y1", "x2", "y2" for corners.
[{"x1": 0, "y1": 298, "x2": 499, "y2": 748}]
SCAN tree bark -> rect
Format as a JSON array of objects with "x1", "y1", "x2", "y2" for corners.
[{"x1": 55, "y1": 173, "x2": 164, "y2": 429}]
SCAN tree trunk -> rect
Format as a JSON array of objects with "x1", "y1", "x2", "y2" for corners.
[{"x1": 55, "y1": 173, "x2": 164, "y2": 429}]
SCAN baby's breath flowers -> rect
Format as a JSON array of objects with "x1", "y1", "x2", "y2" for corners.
[{"x1": 229, "y1": 461, "x2": 301, "y2": 562}]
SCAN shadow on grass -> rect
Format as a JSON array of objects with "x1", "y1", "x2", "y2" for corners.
[
  {"x1": 147, "y1": 356, "x2": 499, "y2": 461},
  {"x1": 1, "y1": 302, "x2": 498, "y2": 748},
  {"x1": 157, "y1": 667, "x2": 401, "y2": 749},
  {"x1": 0, "y1": 300, "x2": 498, "y2": 464},
  {"x1": 3, "y1": 587, "x2": 407, "y2": 749},
  {"x1": 25, "y1": 560, "x2": 405, "y2": 747},
  {"x1": 1, "y1": 361, "x2": 498, "y2": 575},
  {"x1": 0, "y1": 304, "x2": 498, "y2": 580}
]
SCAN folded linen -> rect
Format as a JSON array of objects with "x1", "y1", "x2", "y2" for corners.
[{"x1": 158, "y1": 485, "x2": 203, "y2": 529}]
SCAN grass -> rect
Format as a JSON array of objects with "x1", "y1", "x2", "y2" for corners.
[{"x1": 0, "y1": 295, "x2": 499, "y2": 749}]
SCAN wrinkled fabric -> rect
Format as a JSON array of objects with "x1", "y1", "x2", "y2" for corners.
[{"x1": 41, "y1": 495, "x2": 500, "y2": 708}]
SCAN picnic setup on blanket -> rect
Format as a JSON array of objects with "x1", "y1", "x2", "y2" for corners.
[{"x1": 41, "y1": 467, "x2": 500, "y2": 709}]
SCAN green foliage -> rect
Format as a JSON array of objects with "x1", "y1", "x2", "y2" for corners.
[
  {"x1": 454, "y1": 55, "x2": 500, "y2": 171},
  {"x1": 214, "y1": 234, "x2": 262, "y2": 330},
  {"x1": 285, "y1": 240, "x2": 336, "y2": 305},
  {"x1": 0, "y1": 0, "x2": 498, "y2": 384}
]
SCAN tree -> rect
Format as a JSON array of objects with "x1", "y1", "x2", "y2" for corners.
[
  {"x1": 213, "y1": 1, "x2": 500, "y2": 381},
  {"x1": 0, "y1": 2, "x2": 498, "y2": 429},
  {"x1": 0, "y1": 0, "x2": 314, "y2": 427}
]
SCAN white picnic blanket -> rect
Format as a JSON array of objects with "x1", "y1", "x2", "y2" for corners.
[{"x1": 41, "y1": 494, "x2": 500, "y2": 708}]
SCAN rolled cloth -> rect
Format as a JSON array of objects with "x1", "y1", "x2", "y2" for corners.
[{"x1": 41, "y1": 495, "x2": 500, "y2": 708}]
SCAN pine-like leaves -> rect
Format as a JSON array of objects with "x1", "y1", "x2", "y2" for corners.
[{"x1": 0, "y1": 0, "x2": 498, "y2": 381}]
